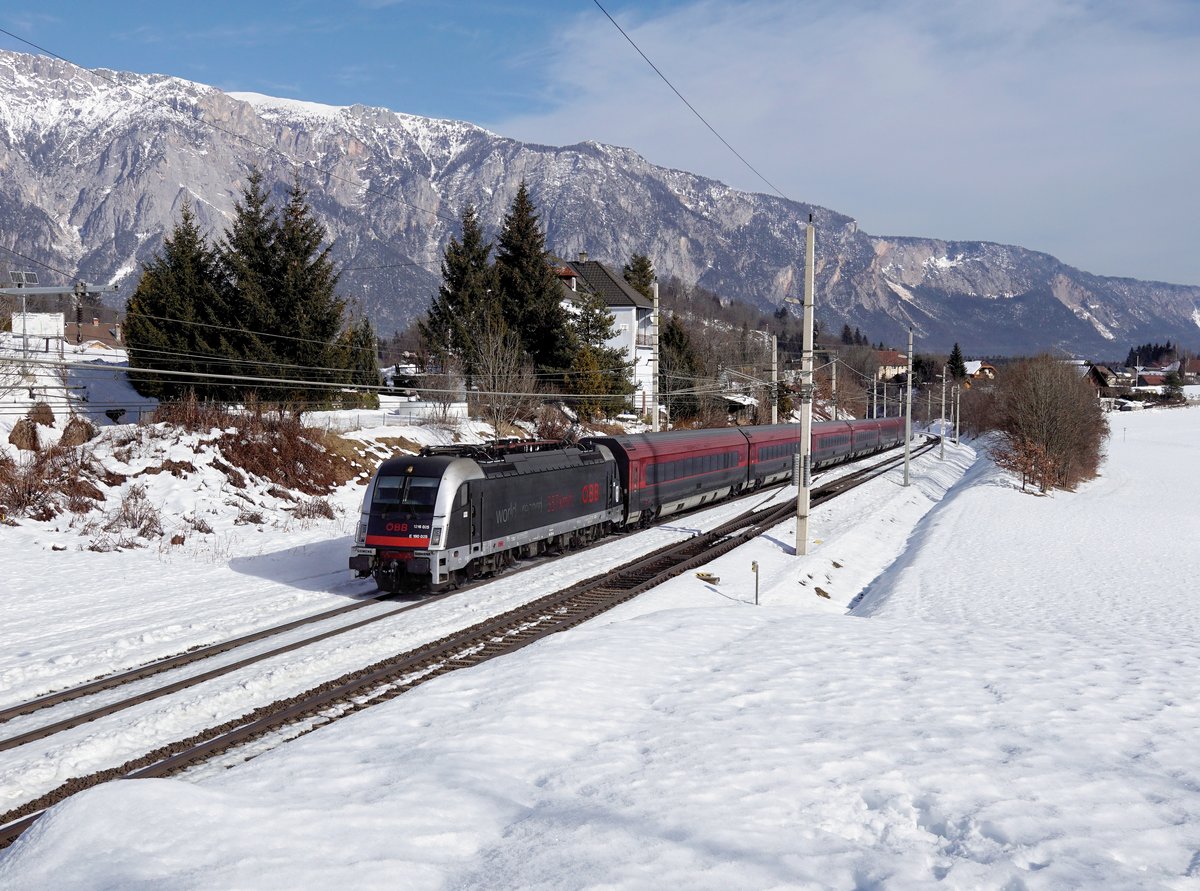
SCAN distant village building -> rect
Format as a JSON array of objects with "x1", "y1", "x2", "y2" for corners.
[
  {"x1": 962, "y1": 360, "x2": 997, "y2": 381},
  {"x1": 875, "y1": 350, "x2": 907, "y2": 380}
]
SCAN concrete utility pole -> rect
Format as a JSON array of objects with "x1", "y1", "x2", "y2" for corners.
[
  {"x1": 940, "y1": 366, "x2": 947, "y2": 460},
  {"x1": 770, "y1": 333, "x2": 778, "y2": 424},
  {"x1": 831, "y1": 358, "x2": 838, "y2": 420},
  {"x1": 795, "y1": 216, "x2": 816, "y2": 557},
  {"x1": 651, "y1": 281, "x2": 660, "y2": 432},
  {"x1": 903, "y1": 328, "x2": 913, "y2": 486},
  {"x1": 871, "y1": 378, "x2": 877, "y2": 419},
  {"x1": 954, "y1": 385, "x2": 961, "y2": 444}
]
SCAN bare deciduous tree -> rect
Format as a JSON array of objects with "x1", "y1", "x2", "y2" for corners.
[
  {"x1": 469, "y1": 316, "x2": 540, "y2": 436},
  {"x1": 993, "y1": 355, "x2": 1108, "y2": 492},
  {"x1": 419, "y1": 350, "x2": 466, "y2": 430}
]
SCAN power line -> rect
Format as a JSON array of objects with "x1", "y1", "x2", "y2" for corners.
[
  {"x1": 6, "y1": 353, "x2": 670, "y2": 402},
  {"x1": 0, "y1": 244, "x2": 80, "y2": 285},
  {"x1": 591, "y1": 0, "x2": 790, "y2": 201}
]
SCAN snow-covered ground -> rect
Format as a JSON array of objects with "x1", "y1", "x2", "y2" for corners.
[{"x1": 3, "y1": 398, "x2": 1200, "y2": 887}]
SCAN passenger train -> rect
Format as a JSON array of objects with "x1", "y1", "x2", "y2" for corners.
[{"x1": 349, "y1": 418, "x2": 906, "y2": 593}]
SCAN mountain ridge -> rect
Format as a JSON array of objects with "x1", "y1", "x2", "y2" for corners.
[{"x1": 1, "y1": 47, "x2": 1197, "y2": 357}]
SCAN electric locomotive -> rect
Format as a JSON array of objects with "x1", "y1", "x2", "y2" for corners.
[{"x1": 350, "y1": 440, "x2": 622, "y2": 592}]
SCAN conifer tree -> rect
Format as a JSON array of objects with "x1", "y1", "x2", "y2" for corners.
[
  {"x1": 569, "y1": 287, "x2": 633, "y2": 418},
  {"x1": 661, "y1": 315, "x2": 703, "y2": 420},
  {"x1": 335, "y1": 315, "x2": 382, "y2": 408},
  {"x1": 420, "y1": 204, "x2": 498, "y2": 376},
  {"x1": 275, "y1": 177, "x2": 344, "y2": 384},
  {"x1": 129, "y1": 172, "x2": 371, "y2": 407},
  {"x1": 948, "y1": 342, "x2": 968, "y2": 379},
  {"x1": 494, "y1": 182, "x2": 574, "y2": 376},
  {"x1": 622, "y1": 253, "x2": 655, "y2": 300},
  {"x1": 125, "y1": 200, "x2": 224, "y2": 399},
  {"x1": 217, "y1": 169, "x2": 279, "y2": 383}
]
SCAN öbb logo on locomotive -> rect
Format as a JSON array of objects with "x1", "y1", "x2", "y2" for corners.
[{"x1": 350, "y1": 419, "x2": 905, "y2": 594}]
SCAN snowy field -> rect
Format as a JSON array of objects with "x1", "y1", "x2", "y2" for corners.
[{"x1": 3, "y1": 406, "x2": 1200, "y2": 888}]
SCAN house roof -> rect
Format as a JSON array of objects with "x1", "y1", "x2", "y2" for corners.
[
  {"x1": 567, "y1": 260, "x2": 653, "y2": 309},
  {"x1": 67, "y1": 319, "x2": 122, "y2": 347},
  {"x1": 876, "y1": 350, "x2": 906, "y2": 367}
]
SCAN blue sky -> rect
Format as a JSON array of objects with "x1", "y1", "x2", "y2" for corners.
[{"x1": 3, "y1": 0, "x2": 1199, "y2": 287}]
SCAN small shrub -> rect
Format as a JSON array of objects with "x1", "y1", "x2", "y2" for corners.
[
  {"x1": 235, "y1": 507, "x2": 266, "y2": 526},
  {"x1": 66, "y1": 493, "x2": 95, "y2": 514},
  {"x1": 62, "y1": 477, "x2": 105, "y2": 502},
  {"x1": 534, "y1": 405, "x2": 575, "y2": 442},
  {"x1": 187, "y1": 516, "x2": 215, "y2": 534},
  {"x1": 0, "y1": 452, "x2": 50, "y2": 515},
  {"x1": 293, "y1": 497, "x2": 337, "y2": 520},
  {"x1": 104, "y1": 484, "x2": 163, "y2": 538}
]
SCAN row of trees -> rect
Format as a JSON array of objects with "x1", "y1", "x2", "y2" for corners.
[
  {"x1": 124, "y1": 171, "x2": 380, "y2": 406},
  {"x1": 419, "y1": 183, "x2": 633, "y2": 425}
]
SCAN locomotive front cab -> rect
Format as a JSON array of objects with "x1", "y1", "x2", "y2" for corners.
[{"x1": 350, "y1": 455, "x2": 482, "y2": 593}]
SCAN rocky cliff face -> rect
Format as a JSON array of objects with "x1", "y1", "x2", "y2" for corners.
[{"x1": 2, "y1": 48, "x2": 1197, "y2": 357}]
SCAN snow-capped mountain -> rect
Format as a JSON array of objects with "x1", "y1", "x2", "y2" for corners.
[{"x1": 2, "y1": 47, "x2": 1197, "y2": 356}]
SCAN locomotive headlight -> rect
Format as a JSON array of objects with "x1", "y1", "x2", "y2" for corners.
[{"x1": 430, "y1": 527, "x2": 442, "y2": 547}]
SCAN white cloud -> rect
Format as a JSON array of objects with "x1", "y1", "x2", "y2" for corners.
[{"x1": 488, "y1": 0, "x2": 1200, "y2": 285}]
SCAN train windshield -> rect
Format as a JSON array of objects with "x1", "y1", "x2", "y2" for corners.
[{"x1": 371, "y1": 475, "x2": 440, "y2": 515}]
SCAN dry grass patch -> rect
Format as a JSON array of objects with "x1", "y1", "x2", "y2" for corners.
[
  {"x1": 154, "y1": 397, "x2": 360, "y2": 495},
  {"x1": 27, "y1": 402, "x2": 55, "y2": 427},
  {"x1": 362, "y1": 435, "x2": 422, "y2": 455},
  {"x1": 8, "y1": 418, "x2": 39, "y2": 452},
  {"x1": 60, "y1": 416, "x2": 98, "y2": 447}
]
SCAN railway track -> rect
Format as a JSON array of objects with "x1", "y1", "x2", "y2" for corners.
[{"x1": 0, "y1": 438, "x2": 935, "y2": 849}]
